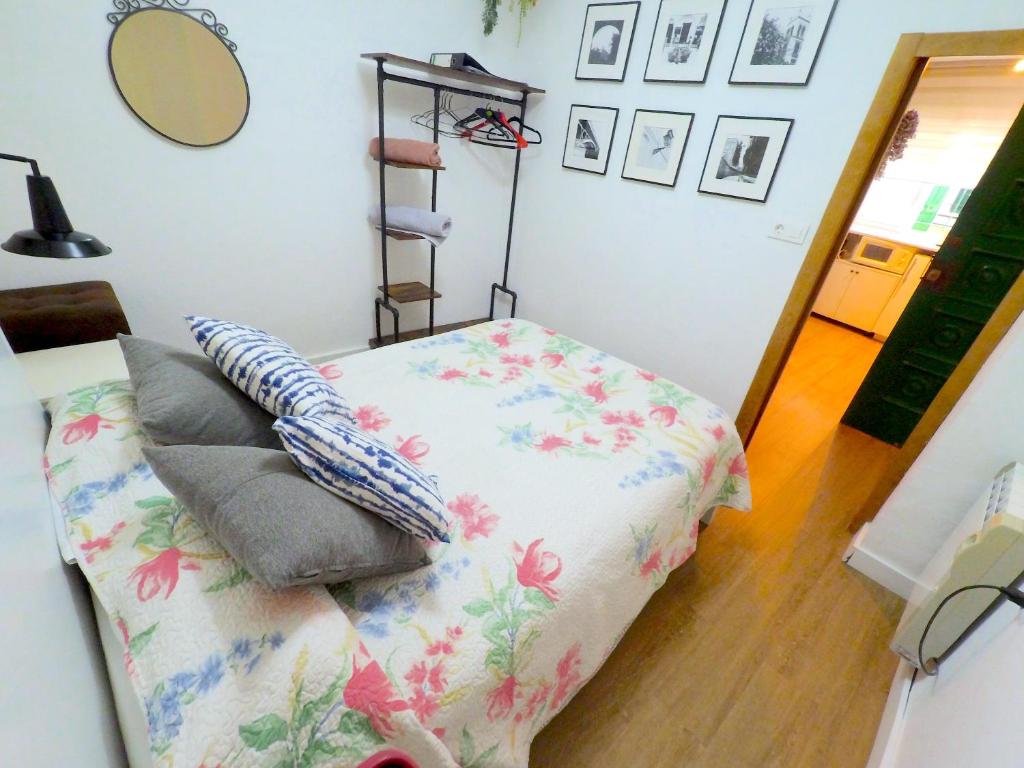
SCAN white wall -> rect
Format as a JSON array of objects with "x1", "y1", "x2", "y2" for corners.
[
  {"x1": 0, "y1": 332, "x2": 125, "y2": 765},
  {"x1": 0, "y1": 0, "x2": 526, "y2": 358},
  {"x1": 855, "y1": 311, "x2": 1024, "y2": 588},
  {"x1": 503, "y1": 0, "x2": 1023, "y2": 416}
]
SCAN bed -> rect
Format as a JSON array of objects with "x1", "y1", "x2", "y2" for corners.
[{"x1": 45, "y1": 318, "x2": 751, "y2": 767}]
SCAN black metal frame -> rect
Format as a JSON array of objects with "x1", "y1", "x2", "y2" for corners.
[
  {"x1": 727, "y1": 0, "x2": 840, "y2": 86},
  {"x1": 561, "y1": 104, "x2": 620, "y2": 176},
  {"x1": 373, "y1": 56, "x2": 528, "y2": 346},
  {"x1": 107, "y1": 0, "x2": 237, "y2": 50},
  {"x1": 696, "y1": 115, "x2": 794, "y2": 203},
  {"x1": 574, "y1": 1, "x2": 642, "y2": 82},
  {"x1": 620, "y1": 109, "x2": 695, "y2": 188},
  {"x1": 642, "y1": 0, "x2": 729, "y2": 85}
]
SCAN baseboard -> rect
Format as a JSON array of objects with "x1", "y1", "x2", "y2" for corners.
[
  {"x1": 865, "y1": 660, "x2": 914, "y2": 768},
  {"x1": 308, "y1": 345, "x2": 370, "y2": 364},
  {"x1": 843, "y1": 523, "x2": 921, "y2": 599}
]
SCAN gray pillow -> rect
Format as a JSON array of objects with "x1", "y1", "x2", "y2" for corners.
[
  {"x1": 142, "y1": 444, "x2": 430, "y2": 589},
  {"x1": 119, "y1": 334, "x2": 279, "y2": 448}
]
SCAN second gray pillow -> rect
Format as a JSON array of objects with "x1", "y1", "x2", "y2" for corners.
[
  {"x1": 143, "y1": 444, "x2": 431, "y2": 589},
  {"x1": 119, "y1": 334, "x2": 279, "y2": 448}
]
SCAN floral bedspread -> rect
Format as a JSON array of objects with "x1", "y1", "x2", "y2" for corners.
[{"x1": 44, "y1": 318, "x2": 750, "y2": 768}]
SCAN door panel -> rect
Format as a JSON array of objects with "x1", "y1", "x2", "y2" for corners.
[{"x1": 842, "y1": 105, "x2": 1024, "y2": 446}]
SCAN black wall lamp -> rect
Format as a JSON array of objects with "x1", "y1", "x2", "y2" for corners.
[{"x1": 1, "y1": 153, "x2": 111, "y2": 258}]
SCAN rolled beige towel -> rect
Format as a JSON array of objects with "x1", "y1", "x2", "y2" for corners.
[{"x1": 368, "y1": 138, "x2": 443, "y2": 167}]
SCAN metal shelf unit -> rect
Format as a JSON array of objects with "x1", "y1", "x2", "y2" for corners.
[{"x1": 362, "y1": 53, "x2": 544, "y2": 347}]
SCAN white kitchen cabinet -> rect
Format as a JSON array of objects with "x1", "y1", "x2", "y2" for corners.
[
  {"x1": 873, "y1": 254, "x2": 933, "y2": 339},
  {"x1": 812, "y1": 259, "x2": 901, "y2": 332}
]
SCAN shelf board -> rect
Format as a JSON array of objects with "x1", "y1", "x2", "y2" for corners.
[
  {"x1": 383, "y1": 159, "x2": 446, "y2": 171},
  {"x1": 369, "y1": 318, "x2": 489, "y2": 349},
  {"x1": 378, "y1": 281, "x2": 441, "y2": 303},
  {"x1": 361, "y1": 52, "x2": 545, "y2": 95},
  {"x1": 380, "y1": 228, "x2": 426, "y2": 242}
]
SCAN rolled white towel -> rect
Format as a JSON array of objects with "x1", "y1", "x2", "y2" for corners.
[{"x1": 368, "y1": 205, "x2": 452, "y2": 246}]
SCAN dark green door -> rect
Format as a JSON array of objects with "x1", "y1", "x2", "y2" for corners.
[{"x1": 842, "y1": 105, "x2": 1024, "y2": 445}]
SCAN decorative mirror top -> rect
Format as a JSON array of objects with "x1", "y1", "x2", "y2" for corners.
[{"x1": 107, "y1": 0, "x2": 249, "y2": 147}]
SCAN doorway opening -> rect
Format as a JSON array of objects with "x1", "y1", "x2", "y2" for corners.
[{"x1": 737, "y1": 31, "x2": 1024, "y2": 535}]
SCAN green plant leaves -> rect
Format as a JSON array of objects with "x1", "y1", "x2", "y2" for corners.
[
  {"x1": 337, "y1": 710, "x2": 385, "y2": 747},
  {"x1": 128, "y1": 622, "x2": 158, "y2": 657},
  {"x1": 204, "y1": 564, "x2": 252, "y2": 593},
  {"x1": 482, "y1": 0, "x2": 500, "y2": 35},
  {"x1": 133, "y1": 496, "x2": 189, "y2": 550},
  {"x1": 555, "y1": 392, "x2": 599, "y2": 420},
  {"x1": 463, "y1": 598, "x2": 493, "y2": 617},
  {"x1": 543, "y1": 335, "x2": 585, "y2": 359},
  {"x1": 461, "y1": 725, "x2": 500, "y2": 767},
  {"x1": 239, "y1": 713, "x2": 288, "y2": 751},
  {"x1": 524, "y1": 587, "x2": 555, "y2": 611}
]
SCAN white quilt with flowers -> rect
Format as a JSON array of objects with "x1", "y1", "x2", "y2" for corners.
[{"x1": 45, "y1": 318, "x2": 750, "y2": 768}]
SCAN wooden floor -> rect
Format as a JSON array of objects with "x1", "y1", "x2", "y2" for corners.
[{"x1": 532, "y1": 317, "x2": 905, "y2": 768}]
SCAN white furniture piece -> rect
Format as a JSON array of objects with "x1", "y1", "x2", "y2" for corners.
[
  {"x1": 868, "y1": 463, "x2": 1024, "y2": 768},
  {"x1": 813, "y1": 258, "x2": 901, "y2": 332},
  {"x1": 872, "y1": 253, "x2": 933, "y2": 339},
  {"x1": 0, "y1": 333, "x2": 127, "y2": 765},
  {"x1": 15, "y1": 338, "x2": 128, "y2": 400}
]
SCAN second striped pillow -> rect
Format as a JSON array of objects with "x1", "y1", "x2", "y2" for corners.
[{"x1": 274, "y1": 414, "x2": 450, "y2": 542}]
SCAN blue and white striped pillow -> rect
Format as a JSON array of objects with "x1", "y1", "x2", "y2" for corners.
[
  {"x1": 185, "y1": 316, "x2": 351, "y2": 421},
  {"x1": 274, "y1": 414, "x2": 450, "y2": 542}
]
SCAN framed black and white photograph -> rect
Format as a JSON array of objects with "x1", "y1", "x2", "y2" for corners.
[
  {"x1": 621, "y1": 109, "x2": 695, "y2": 187},
  {"x1": 575, "y1": 2, "x2": 641, "y2": 81},
  {"x1": 729, "y1": 0, "x2": 838, "y2": 85},
  {"x1": 562, "y1": 104, "x2": 620, "y2": 175},
  {"x1": 698, "y1": 115, "x2": 793, "y2": 201},
  {"x1": 644, "y1": 0, "x2": 728, "y2": 84}
]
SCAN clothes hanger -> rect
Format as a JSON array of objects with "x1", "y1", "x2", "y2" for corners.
[
  {"x1": 410, "y1": 96, "x2": 540, "y2": 149},
  {"x1": 410, "y1": 93, "x2": 468, "y2": 138},
  {"x1": 455, "y1": 107, "x2": 526, "y2": 148},
  {"x1": 467, "y1": 110, "x2": 542, "y2": 149}
]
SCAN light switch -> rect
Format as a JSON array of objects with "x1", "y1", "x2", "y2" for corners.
[{"x1": 768, "y1": 221, "x2": 809, "y2": 245}]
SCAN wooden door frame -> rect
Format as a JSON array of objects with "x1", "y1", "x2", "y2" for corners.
[{"x1": 734, "y1": 29, "x2": 1024, "y2": 533}]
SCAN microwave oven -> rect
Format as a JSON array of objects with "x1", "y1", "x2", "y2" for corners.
[{"x1": 848, "y1": 236, "x2": 916, "y2": 274}]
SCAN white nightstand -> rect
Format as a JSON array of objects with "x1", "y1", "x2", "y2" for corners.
[{"x1": 15, "y1": 339, "x2": 129, "y2": 401}]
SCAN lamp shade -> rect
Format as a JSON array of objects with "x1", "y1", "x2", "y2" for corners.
[
  {"x1": 1, "y1": 173, "x2": 111, "y2": 259},
  {"x1": 2, "y1": 229, "x2": 112, "y2": 259}
]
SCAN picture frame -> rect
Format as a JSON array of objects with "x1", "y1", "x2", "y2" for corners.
[
  {"x1": 575, "y1": 2, "x2": 641, "y2": 82},
  {"x1": 698, "y1": 115, "x2": 793, "y2": 202},
  {"x1": 643, "y1": 0, "x2": 728, "y2": 84},
  {"x1": 621, "y1": 109, "x2": 695, "y2": 187},
  {"x1": 729, "y1": 0, "x2": 838, "y2": 85},
  {"x1": 562, "y1": 104, "x2": 620, "y2": 176}
]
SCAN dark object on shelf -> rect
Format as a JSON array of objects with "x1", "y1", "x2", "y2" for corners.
[
  {"x1": 429, "y1": 52, "x2": 491, "y2": 75},
  {"x1": 0, "y1": 281, "x2": 130, "y2": 353},
  {"x1": 363, "y1": 53, "x2": 544, "y2": 347},
  {"x1": 0, "y1": 153, "x2": 111, "y2": 259}
]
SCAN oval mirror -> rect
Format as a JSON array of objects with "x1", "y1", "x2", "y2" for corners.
[{"x1": 108, "y1": 7, "x2": 249, "y2": 147}]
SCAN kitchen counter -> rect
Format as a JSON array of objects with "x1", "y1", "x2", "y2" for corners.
[{"x1": 850, "y1": 222, "x2": 943, "y2": 253}]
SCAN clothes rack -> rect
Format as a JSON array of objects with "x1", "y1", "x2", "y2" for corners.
[{"x1": 361, "y1": 53, "x2": 545, "y2": 348}]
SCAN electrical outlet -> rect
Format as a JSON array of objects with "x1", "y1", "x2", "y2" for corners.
[{"x1": 768, "y1": 222, "x2": 809, "y2": 245}]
